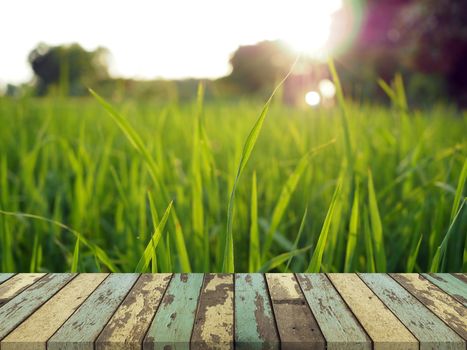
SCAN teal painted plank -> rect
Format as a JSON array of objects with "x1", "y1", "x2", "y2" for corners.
[
  {"x1": 360, "y1": 273, "x2": 464, "y2": 349},
  {"x1": 452, "y1": 274, "x2": 467, "y2": 283},
  {"x1": 0, "y1": 274, "x2": 14, "y2": 285},
  {"x1": 235, "y1": 274, "x2": 279, "y2": 350},
  {"x1": 0, "y1": 273, "x2": 75, "y2": 340},
  {"x1": 422, "y1": 274, "x2": 467, "y2": 307},
  {"x1": 48, "y1": 273, "x2": 139, "y2": 350},
  {"x1": 143, "y1": 273, "x2": 204, "y2": 350},
  {"x1": 297, "y1": 274, "x2": 371, "y2": 350}
]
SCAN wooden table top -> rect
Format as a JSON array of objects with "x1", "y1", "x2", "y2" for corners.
[{"x1": 0, "y1": 273, "x2": 465, "y2": 349}]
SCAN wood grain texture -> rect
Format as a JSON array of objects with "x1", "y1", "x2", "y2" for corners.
[
  {"x1": 328, "y1": 273, "x2": 418, "y2": 350},
  {"x1": 360, "y1": 273, "x2": 464, "y2": 349},
  {"x1": 452, "y1": 274, "x2": 467, "y2": 283},
  {"x1": 191, "y1": 274, "x2": 234, "y2": 350},
  {"x1": 96, "y1": 273, "x2": 172, "y2": 350},
  {"x1": 0, "y1": 274, "x2": 15, "y2": 285},
  {"x1": 1, "y1": 273, "x2": 108, "y2": 350},
  {"x1": 0, "y1": 273, "x2": 75, "y2": 341},
  {"x1": 266, "y1": 273, "x2": 325, "y2": 350},
  {"x1": 0, "y1": 273, "x2": 44, "y2": 305},
  {"x1": 235, "y1": 273, "x2": 279, "y2": 350},
  {"x1": 422, "y1": 273, "x2": 467, "y2": 307},
  {"x1": 47, "y1": 273, "x2": 139, "y2": 350},
  {"x1": 391, "y1": 273, "x2": 467, "y2": 340},
  {"x1": 296, "y1": 274, "x2": 371, "y2": 350},
  {"x1": 143, "y1": 273, "x2": 204, "y2": 350}
]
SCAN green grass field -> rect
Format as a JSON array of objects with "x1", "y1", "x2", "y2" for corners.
[{"x1": 0, "y1": 80, "x2": 466, "y2": 273}]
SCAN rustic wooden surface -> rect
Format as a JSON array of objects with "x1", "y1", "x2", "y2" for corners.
[{"x1": 0, "y1": 273, "x2": 464, "y2": 349}]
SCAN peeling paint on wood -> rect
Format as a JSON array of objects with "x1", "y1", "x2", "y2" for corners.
[
  {"x1": 328, "y1": 273, "x2": 418, "y2": 350},
  {"x1": 0, "y1": 273, "x2": 44, "y2": 305},
  {"x1": 191, "y1": 273, "x2": 234, "y2": 350},
  {"x1": 360, "y1": 273, "x2": 464, "y2": 349},
  {"x1": 0, "y1": 273, "x2": 75, "y2": 341},
  {"x1": 452, "y1": 274, "x2": 467, "y2": 284},
  {"x1": 235, "y1": 273, "x2": 279, "y2": 350},
  {"x1": 391, "y1": 273, "x2": 467, "y2": 340},
  {"x1": 0, "y1": 273, "x2": 465, "y2": 349},
  {"x1": 143, "y1": 273, "x2": 204, "y2": 350},
  {"x1": 296, "y1": 273, "x2": 371, "y2": 350},
  {"x1": 96, "y1": 273, "x2": 172, "y2": 350},
  {"x1": 0, "y1": 274, "x2": 15, "y2": 285},
  {"x1": 422, "y1": 273, "x2": 467, "y2": 307},
  {"x1": 1, "y1": 273, "x2": 108, "y2": 350},
  {"x1": 47, "y1": 273, "x2": 139, "y2": 350},
  {"x1": 266, "y1": 273, "x2": 326, "y2": 350}
]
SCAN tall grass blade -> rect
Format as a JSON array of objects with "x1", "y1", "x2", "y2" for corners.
[
  {"x1": 286, "y1": 207, "x2": 308, "y2": 271},
  {"x1": 306, "y1": 178, "x2": 342, "y2": 272},
  {"x1": 451, "y1": 159, "x2": 467, "y2": 223},
  {"x1": 0, "y1": 210, "x2": 117, "y2": 272},
  {"x1": 406, "y1": 233, "x2": 422, "y2": 272},
  {"x1": 135, "y1": 201, "x2": 172, "y2": 273},
  {"x1": 263, "y1": 152, "x2": 309, "y2": 261},
  {"x1": 344, "y1": 181, "x2": 359, "y2": 272},
  {"x1": 259, "y1": 245, "x2": 312, "y2": 272},
  {"x1": 249, "y1": 171, "x2": 260, "y2": 272},
  {"x1": 89, "y1": 88, "x2": 192, "y2": 272},
  {"x1": 71, "y1": 238, "x2": 80, "y2": 273},
  {"x1": 367, "y1": 170, "x2": 386, "y2": 272},
  {"x1": 222, "y1": 57, "x2": 299, "y2": 272}
]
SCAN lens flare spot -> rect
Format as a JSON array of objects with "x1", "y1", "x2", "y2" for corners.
[{"x1": 305, "y1": 91, "x2": 321, "y2": 106}]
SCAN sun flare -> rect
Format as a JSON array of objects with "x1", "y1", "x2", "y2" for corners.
[{"x1": 279, "y1": 0, "x2": 342, "y2": 56}]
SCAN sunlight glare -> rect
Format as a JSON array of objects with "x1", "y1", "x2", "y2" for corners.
[
  {"x1": 305, "y1": 91, "x2": 321, "y2": 106},
  {"x1": 280, "y1": 0, "x2": 342, "y2": 56},
  {"x1": 319, "y1": 79, "x2": 336, "y2": 98}
]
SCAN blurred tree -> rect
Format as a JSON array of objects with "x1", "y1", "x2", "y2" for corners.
[
  {"x1": 28, "y1": 43, "x2": 110, "y2": 96},
  {"x1": 227, "y1": 41, "x2": 296, "y2": 94},
  {"x1": 398, "y1": 0, "x2": 467, "y2": 106}
]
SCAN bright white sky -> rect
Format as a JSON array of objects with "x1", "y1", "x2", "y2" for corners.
[{"x1": 0, "y1": 0, "x2": 341, "y2": 85}]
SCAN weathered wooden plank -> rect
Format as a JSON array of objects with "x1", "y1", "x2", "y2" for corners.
[
  {"x1": 96, "y1": 273, "x2": 172, "y2": 350},
  {"x1": 47, "y1": 273, "x2": 139, "y2": 350},
  {"x1": 452, "y1": 274, "x2": 467, "y2": 284},
  {"x1": 0, "y1": 273, "x2": 45, "y2": 305},
  {"x1": 191, "y1": 274, "x2": 234, "y2": 350},
  {"x1": 391, "y1": 273, "x2": 467, "y2": 340},
  {"x1": 265, "y1": 273, "x2": 325, "y2": 350},
  {"x1": 360, "y1": 273, "x2": 464, "y2": 349},
  {"x1": 1, "y1": 273, "x2": 108, "y2": 350},
  {"x1": 0, "y1": 273, "x2": 15, "y2": 285},
  {"x1": 143, "y1": 273, "x2": 204, "y2": 350},
  {"x1": 235, "y1": 273, "x2": 279, "y2": 350},
  {"x1": 296, "y1": 274, "x2": 371, "y2": 350},
  {"x1": 0, "y1": 273, "x2": 75, "y2": 341},
  {"x1": 328, "y1": 273, "x2": 418, "y2": 350},
  {"x1": 422, "y1": 273, "x2": 467, "y2": 307}
]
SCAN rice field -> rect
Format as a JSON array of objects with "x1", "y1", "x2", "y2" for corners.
[{"x1": 0, "y1": 79, "x2": 466, "y2": 273}]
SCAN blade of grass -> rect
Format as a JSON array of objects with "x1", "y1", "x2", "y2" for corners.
[
  {"x1": 367, "y1": 170, "x2": 386, "y2": 272},
  {"x1": 248, "y1": 171, "x2": 260, "y2": 272},
  {"x1": 0, "y1": 209, "x2": 117, "y2": 272},
  {"x1": 71, "y1": 237, "x2": 80, "y2": 273},
  {"x1": 406, "y1": 233, "x2": 422, "y2": 272},
  {"x1": 306, "y1": 177, "x2": 343, "y2": 272},
  {"x1": 451, "y1": 159, "x2": 467, "y2": 222},
  {"x1": 344, "y1": 181, "x2": 359, "y2": 272},
  {"x1": 222, "y1": 57, "x2": 299, "y2": 272},
  {"x1": 262, "y1": 152, "x2": 310, "y2": 261},
  {"x1": 285, "y1": 207, "x2": 308, "y2": 271},
  {"x1": 89, "y1": 88, "x2": 191, "y2": 272},
  {"x1": 363, "y1": 205, "x2": 376, "y2": 272},
  {"x1": 135, "y1": 200, "x2": 172, "y2": 273},
  {"x1": 430, "y1": 199, "x2": 466, "y2": 272},
  {"x1": 259, "y1": 245, "x2": 312, "y2": 273}
]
